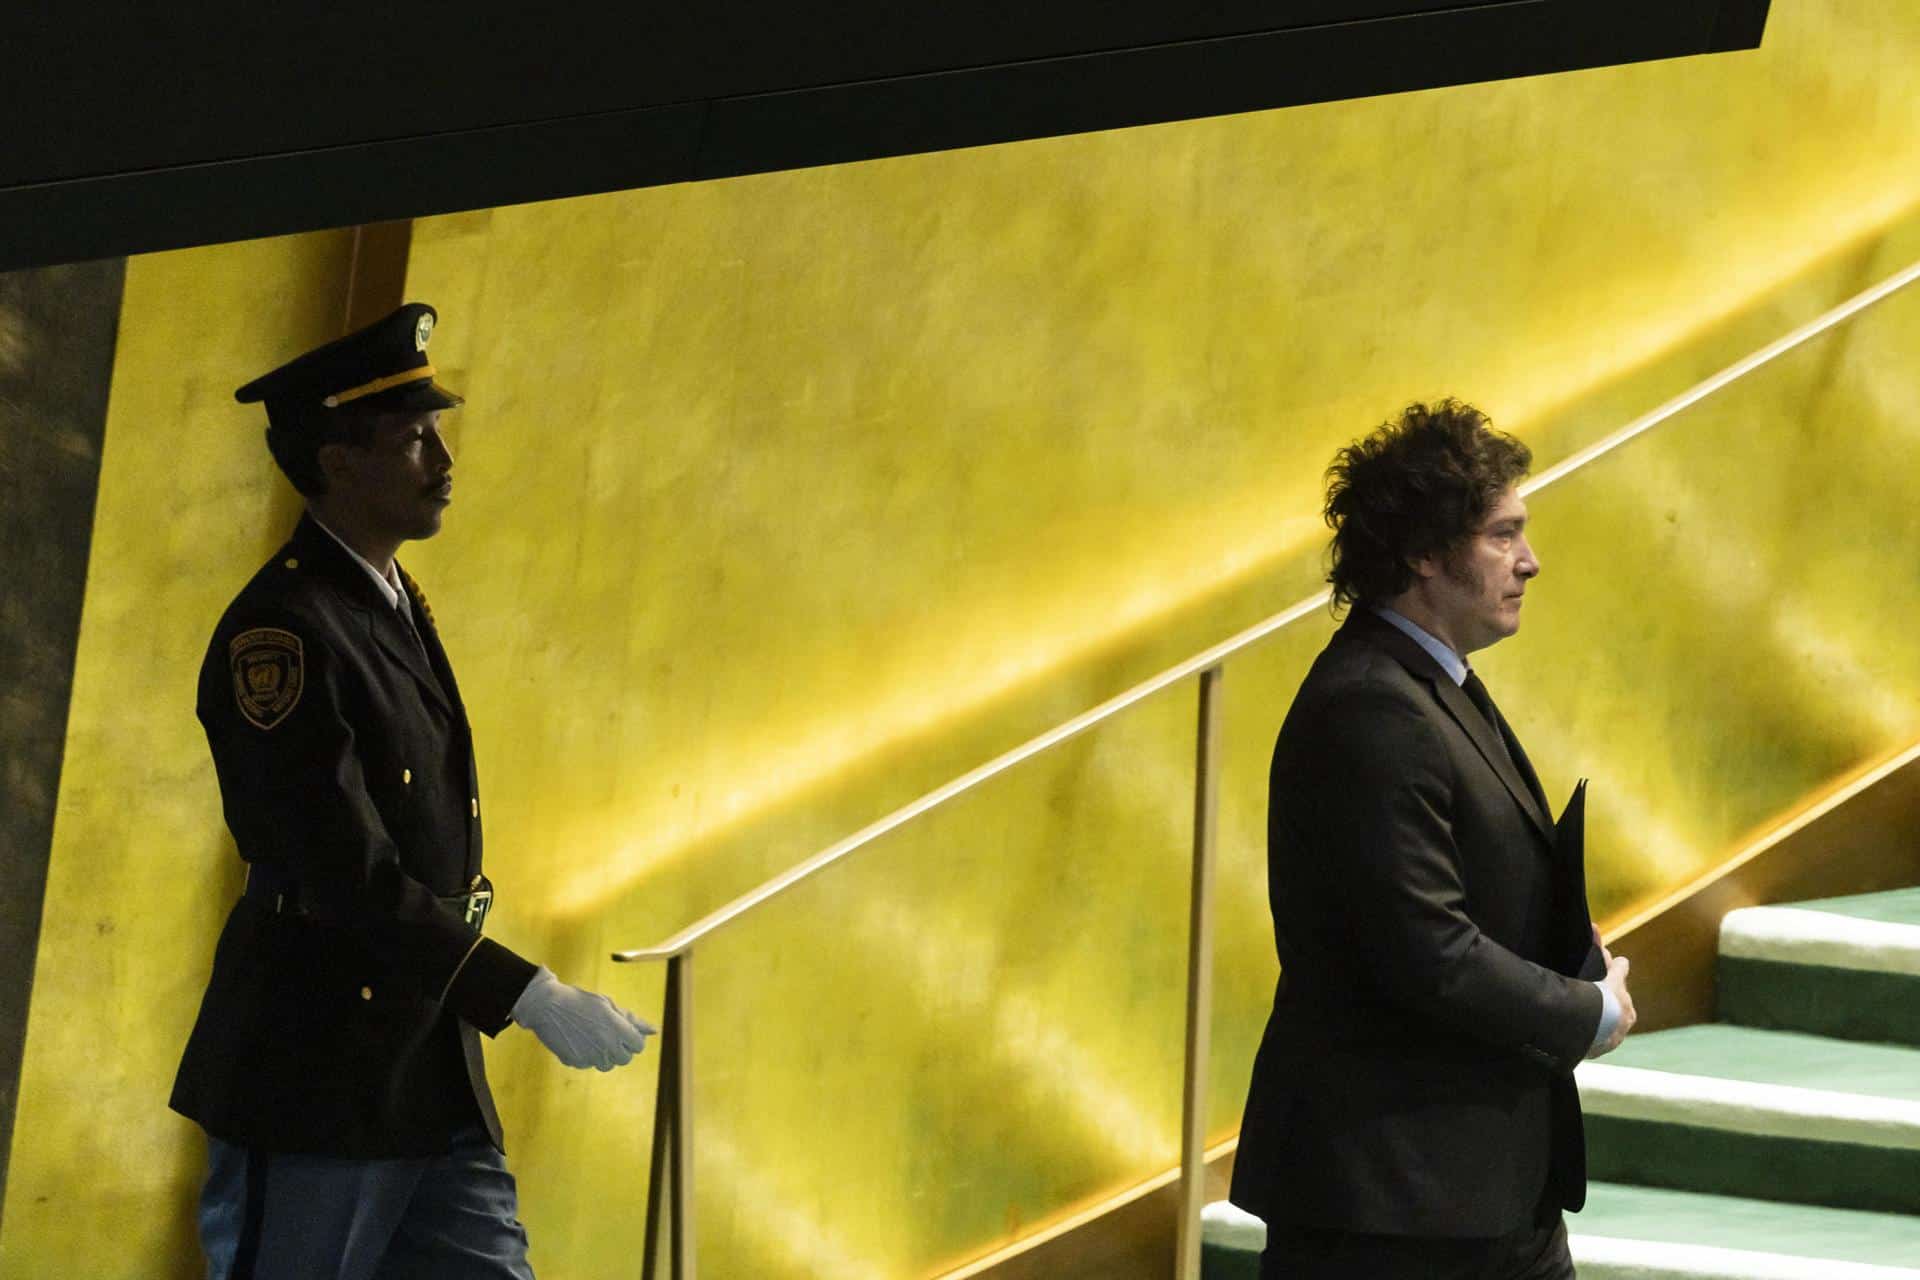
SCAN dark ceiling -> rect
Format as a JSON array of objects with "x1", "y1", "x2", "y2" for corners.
[{"x1": 0, "y1": 0, "x2": 1771, "y2": 272}]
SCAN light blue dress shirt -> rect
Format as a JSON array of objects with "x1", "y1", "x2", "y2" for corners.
[{"x1": 1370, "y1": 607, "x2": 1621, "y2": 1057}]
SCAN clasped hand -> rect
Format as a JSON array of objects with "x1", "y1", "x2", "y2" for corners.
[
  {"x1": 1589, "y1": 924, "x2": 1637, "y2": 1058},
  {"x1": 512, "y1": 967, "x2": 657, "y2": 1071}
]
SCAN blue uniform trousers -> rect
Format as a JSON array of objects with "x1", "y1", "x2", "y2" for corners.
[{"x1": 199, "y1": 1125, "x2": 535, "y2": 1279}]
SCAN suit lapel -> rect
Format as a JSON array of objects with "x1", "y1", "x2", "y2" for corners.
[
  {"x1": 395, "y1": 566, "x2": 468, "y2": 726},
  {"x1": 290, "y1": 516, "x2": 455, "y2": 718},
  {"x1": 1494, "y1": 703, "x2": 1553, "y2": 824},
  {"x1": 367, "y1": 604, "x2": 456, "y2": 717},
  {"x1": 1429, "y1": 677, "x2": 1554, "y2": 844},
  {"x1": 1346, "y1": 611, "x2": 1555, "y2": 846}
]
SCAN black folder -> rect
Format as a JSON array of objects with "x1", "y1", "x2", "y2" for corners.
[{"x1": 1553, "y1": 778, "x2": 1604, "y2": 980}]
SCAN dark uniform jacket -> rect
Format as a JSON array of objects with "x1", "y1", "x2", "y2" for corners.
[
  {"x1": 1230, "y1": 609, "x2": 1605, "y2": 1238},
  {"x1": 172, "y1": 514, "x2": 537, "y2": 1158}
]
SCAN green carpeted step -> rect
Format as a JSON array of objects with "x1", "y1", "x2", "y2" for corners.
[
  {"x1": 1579, "y1": 1025, "x2": 1920, "y2": 1211},
  {"x1": 1201, "y1": 1201, "x2": 1263, "y2": 1279},
  {"x1": 1719, "y1": 891, "x2": 1920, "y2": 1046},
  {"x1": 1205, "y1": 1185, "x2": 1920, "y2": 1278},
  {"x1": 1780, "y1": 888, "x2": 1920, "y2": 928},
  {"x1": 1594, "y1": 1024, "x2": 1920, "y2": 1100},
  {"x1": 1570, "y1": 1181, "x2": 1920, "y2": 1278}
]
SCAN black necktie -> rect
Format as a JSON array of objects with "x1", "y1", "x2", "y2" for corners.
[
  {"x1": 394, "y1": 598, "x2": 425, "y2": 653},
  {"x1": 1460, "y1": 670, "x2": 1502, "y2": 737},
  {"x1": 1462, "y1": 669, "x2": 1549, "y2": 818}
]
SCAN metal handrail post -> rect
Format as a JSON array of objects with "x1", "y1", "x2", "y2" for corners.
[
  {"x1": 1176, "y1": 665, "x2": 1223, "y2": 1280},
  {"x1": 640, "y1": 953, "x2": 696, "y2": 1278},
  {"x1": 670, "y1": 951, "x2": 696, "y2": 1280},
  {"x1": 641, "y1": 959, "x2": 681, "y2": 1280}
]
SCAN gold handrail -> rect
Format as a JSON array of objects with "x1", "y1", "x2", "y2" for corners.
[
  {"x1": 613, "y1": 594, "x2": 1323, "y2": 962},
  {"x1": 612, "y1": 253, "x2": 1920, "y2": 966}
]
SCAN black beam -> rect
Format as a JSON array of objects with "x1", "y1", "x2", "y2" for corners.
[
  {"x1": 1711, "y1": 0, "x2": 1776, "y2": 51},
  {"x1": 0, "y1": 0, "x2": 1769, "y2": 272}
]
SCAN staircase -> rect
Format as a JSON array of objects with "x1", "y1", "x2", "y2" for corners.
[{"x1": 1202, "y1": 887, "x2": 1920, "y2": 1278}]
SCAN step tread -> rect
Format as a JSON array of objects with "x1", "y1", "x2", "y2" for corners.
[
  {"x1": 1598, "y1": 1025, "x2": 1920, "y2": 1103},
  {"x1": 1787, "y1": 887, "x2": 1920, "y2": 928},
  {"x1": 1721, "y1": 900, "x2": 1920, "y2": 978},
  {"x1": 1201, "y1": 1187, "x2": 1920, "y2": 1271},
  {"x1": 1722, "y1": 905, "x2": 1920, "y2": 951},
  {"x1": 1573, "y1": 1181, "x2": 1920, "y2": 1270}
]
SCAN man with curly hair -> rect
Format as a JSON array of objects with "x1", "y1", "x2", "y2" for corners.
[{"x1": 1230, "y1": 400, "x2": 1635, "y2": 1279}]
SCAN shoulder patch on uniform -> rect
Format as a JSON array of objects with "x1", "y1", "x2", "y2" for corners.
[{"x1": 230, "y1": 627, "x2": 305, "y2": 730}]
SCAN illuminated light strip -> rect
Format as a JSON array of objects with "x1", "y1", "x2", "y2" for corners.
[
  {"x1": 826, "y1": 748, "x2": 1198, "y2": 1201},
  {"x1": 671, "y1": 894, "x2": 1180, "y2": 1278},
  {"x1": 616, "y1": 255, "x2": 1920, "y2": 962},
  {"x1": 1567, "y1": 1235, "x2": 1920, "y2": 1280},
  {"x1": 560, "y1": 510, "x2": 1328, "y2": 917},
  {"x1": 1720, "y1": 906, "x2": 1920, "y2": 978},
  {"x1": 1575, "y1": 1062, "x2": 1920, "y2": 1151},
  {"x1": 1765, "y1": 603, "x2": 1917, "y2": 743},
  {"x1": 1494, "y1": 186, "x2": 1920, "y2": 435},
  {"x1": 1519, "y1": 258, "x2": 1920, "y2": 496},
  {"x1": 698, "y1": 1130, "x2": 894, "y2": 1280},
  {"x1": 848, "y1": 896, "x2": 1170, "y2": 1168},
  {"x1": 615, "y1": 589, "x2": 1332, "y2": 958},
  {"x1": 322, "y1": 364, "x2": 436, "y2": 407},
  {"x1": 1604, "y1": 740, "x2": 1920, "y2": 941},
  {"x1": 929, "y1": 1137, "x2": 1239, "y2": 1279}
]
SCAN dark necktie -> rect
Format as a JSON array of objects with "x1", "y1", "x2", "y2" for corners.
[
  {"x1": 394, "y1": 598, "x2": 455, "y2": 712},
  {"x1": 1462, "y1": 669, "x2": 1550, "y2": 819},
  {"x1": 394, "y1": 596, "x2": 428, "y2": 656},
  {"x1": 1460, "y1": 670, "x2": 1502, "y2": 737}
]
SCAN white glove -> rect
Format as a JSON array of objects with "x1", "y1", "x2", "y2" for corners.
[{"x1": 511, "y1": 966, "x2": 656, "y2": 1071}]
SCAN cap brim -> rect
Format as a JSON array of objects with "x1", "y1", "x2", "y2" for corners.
[{"x1": 358, "y1": 379, "x2": 465, "y2": 412}]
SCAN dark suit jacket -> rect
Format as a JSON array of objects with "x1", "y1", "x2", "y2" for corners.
[
  {"x1": 171, "y1": 514, "x2": 537, "y2": 1157},
  {"x1": 1230, "y1": 609, "x2": 1605, "y2": 1237}
]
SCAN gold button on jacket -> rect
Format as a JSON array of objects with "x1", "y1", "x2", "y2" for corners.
[{"x1": 172, "y1": 513, "x2": 537, "y2": 1159}]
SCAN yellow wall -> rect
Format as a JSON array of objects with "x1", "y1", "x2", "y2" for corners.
[
  {"x1": 9, "y1": 1, "x2": 1920, "y2": 1274},
  {"x1": 0, "y1": 232, "x2": 351, "y2": 1268}
]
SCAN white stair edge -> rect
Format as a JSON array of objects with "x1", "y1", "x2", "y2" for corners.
[
  {"x1": 1199, "y1": 1205, "x2": 1920, "y2": 1277},
  {"x1": 1720, "y1": 906, "x2": 1920, "y2": 977},
  {"x1": 1200, "y1": 1200, "x2": 1267, "y2": 1250},
  {"x1": 1576, "y1": 1062, "x2": 1920, "y2": 1151},
  {"x1": 1570, "y1": 1233, "x2": 1920, "y2": 1279}
]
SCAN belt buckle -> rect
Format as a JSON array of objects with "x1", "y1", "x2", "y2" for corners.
[{"x1": 465, "y1": 888, "x2": 493, "y2": 930}]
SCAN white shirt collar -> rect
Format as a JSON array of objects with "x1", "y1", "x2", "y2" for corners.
[
  {"x1": 308, "y1": 511, "x2": 407, "y2": 615},
  {"x1": 1371, "y1": 605, "x2": 1469, "y2": 686}
]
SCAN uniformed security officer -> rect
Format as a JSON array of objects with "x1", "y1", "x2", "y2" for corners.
[{"x1": 173, "y1": 303, "x2": 654, "y2": 1278}]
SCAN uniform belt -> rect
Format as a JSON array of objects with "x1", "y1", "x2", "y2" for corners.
[{"x1": 243, "y1": 867, "x2": 495, "y2": 932}]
